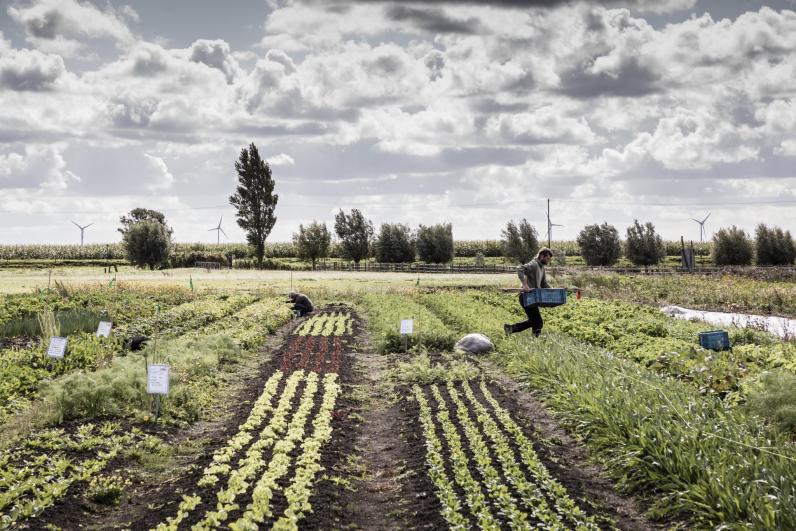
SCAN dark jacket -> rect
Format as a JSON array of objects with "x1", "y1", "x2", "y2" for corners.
[{"x1": 292, "y1": 293, "x2": 313, "y2": 311}]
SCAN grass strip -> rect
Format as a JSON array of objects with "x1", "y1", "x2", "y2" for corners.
[{"x1": 498, "y1": 333, "x2": 796, "y2": 528}]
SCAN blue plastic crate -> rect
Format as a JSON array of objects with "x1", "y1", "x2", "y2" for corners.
[
  {"x1": 698, "y1": 330, "x2": 730, "y2": 351},
  {"x1": 521, "y1": 288, "x2": 567, "y2": 308}
]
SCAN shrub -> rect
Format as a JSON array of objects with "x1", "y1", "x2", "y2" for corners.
[
  {"x1": 755, "y1": 224, "x2": 796, "y2": 266},
  {"x1": 375, "y1": 223, "x2": 415, "y2": 263},
  {"x1": 416, "y1": 223, "x2": 454, "y2": 263},
  {"x1": 624, "y1": 220, "x2": 665, "y2": 266},
  {"x1": 122, "y1": 220, "x2": 172, "y2": 270},
  {"x1": 712, "y1": 226, "x2": 753, "y2": 266},
  {"x1": 576, "y1": 223, "x2": 621, "y2": 266},
  {"x1": 501, "y1": 218, "x2": 538, "y2": 264}
]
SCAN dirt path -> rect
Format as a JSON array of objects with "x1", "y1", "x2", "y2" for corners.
[{"x1": 342, "y1": 350, "x2": 445, "y2": 530}]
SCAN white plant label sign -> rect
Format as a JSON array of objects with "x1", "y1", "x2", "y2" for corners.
[
  {"x1": 400, "y1": 319, "x2": 414, "y2": 335},
  {"x1": 147, "y1": 364, "x2": 170, "y2": 395},
  {"x1": 47, "y1": 337, "x2": 68, "y2": 359},
  {"x1": 96, "y1": 321, "x2": 113, "y2": 338}
]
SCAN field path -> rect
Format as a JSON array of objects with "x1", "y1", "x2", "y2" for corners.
[{"x1": 342, "y1": 348, "x2": 445, "y2": 530}]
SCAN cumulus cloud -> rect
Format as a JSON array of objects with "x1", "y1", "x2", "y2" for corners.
[
  {"x1": 268, "y1": 153, "x2": 295, "y2": 166},
  {"x1": 385, "y1": 5, "x2": 483, "y2": 34},
  {"x1": 189, "y1": 39, "x2": 241, "y2": 83},
  {"x1": 555, "y1": 8, "x2": 665, "y2": 98},
  {"x1": 775, "y1": 139, "x2": 796, "y2": 157},
  {"x1": 8, "y1": 0, "x2": 136, "y2": 56},
  {"x1": 0, "y1": 144, "x2": 80, "y2": 190},
  {"x1": 326, "y1": 1, "x2": 697, "y2": 15},
  {"x1": 485, "y1": 106, "x2": 597, "y2": 145},
  {"x1": 144, "y1": 153, "x2": 175, "y2": 191},
  {"x1": 0, "y1": 47, "x2": 65, "y2": 90}
]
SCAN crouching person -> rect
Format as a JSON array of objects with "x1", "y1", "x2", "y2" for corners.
[{"x1": 288, "y1": 291, "x2": 314, "y2": 317}]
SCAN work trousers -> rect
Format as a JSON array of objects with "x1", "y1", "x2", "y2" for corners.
[
  {"x1": 293, "y1": 303, "x2": 313, "y2": 317},
  {"x1": 509, "y1": 293, "x2": 543, "y2": 336}
]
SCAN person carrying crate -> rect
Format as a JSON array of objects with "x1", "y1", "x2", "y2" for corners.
[{"x1": 504, "y1": 248, "x2": 553, "y2": 337}]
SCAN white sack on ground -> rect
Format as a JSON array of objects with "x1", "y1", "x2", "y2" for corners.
[
  {"x1": 661, "y1": 305, "x2": 796, "y2": 340},
  {"x1": 455, "y1": 333, "x2": 494, "y2": 354}
]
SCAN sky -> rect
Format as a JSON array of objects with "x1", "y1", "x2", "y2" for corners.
[{"x1": 1, "y1": 0, "x2": 795, "y2": 245}]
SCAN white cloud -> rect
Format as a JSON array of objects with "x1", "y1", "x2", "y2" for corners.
[
  {"x1": 8, "y1": 0, "x2": 136, "y2": 57},
  {"x1": 188, "y1": 39, "x2": 241, "y2": 83},
  {"x1": 642, "y1": 107, "x2": 760, "y2": 170},
  {"x1": 0, "y1": 47, "x2": 66, "y2": 91},
  {"x1": 268, "y1": 153, "x2": 295, "y2": 166},
  {"x1": 485, "y1": 106, "x2": 597, "y2": 145},
  {"x1": 0, "y1": 144, "x2": 79, "y2": 190},
  {"x1": 775, "y1": 139, "x2": 796, "y2": 157},
  {"x1": 144, "y1": 153, "x2": 175, "y2": 191}
]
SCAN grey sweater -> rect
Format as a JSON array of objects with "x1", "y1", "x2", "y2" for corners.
[{"x1": 517, "y1": 259, "x2": 550, "y2": 289}]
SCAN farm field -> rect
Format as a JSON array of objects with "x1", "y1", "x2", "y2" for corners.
[{"x1": 0, "y1": 269, "x2": 794, "y2": 529}]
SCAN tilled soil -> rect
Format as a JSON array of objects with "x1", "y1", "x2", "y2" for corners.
[{"x1": 19, "y1": 304, "x2": 661, "y2": 530}]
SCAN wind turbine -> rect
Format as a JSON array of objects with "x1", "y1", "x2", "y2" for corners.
[
  {"x1": 546, "y1": 199, "x2": 563, "y2": 248},
  {"x1": 208, "y1": 216, "x2": 228, "y2": 244},
  {"x1": 691, "y1": 213, "x2": 711, "y2": 243},
  {"x1": 72, "y1": 221, "x2": 93, "y2": 246}
]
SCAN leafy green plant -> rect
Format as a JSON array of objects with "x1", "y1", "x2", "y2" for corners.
[
  {"x1": 86, "y1": 474, "x2": 131, "y2": 505},
  {"x1": 745, "y1": 370, "x2": 796, "y2": 435},
  {"x1": 392, "y1": 353, "x2": 478, "y2": 385}
]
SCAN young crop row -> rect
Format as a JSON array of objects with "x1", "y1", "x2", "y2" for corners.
[
  {"x1": 280, "y1": 336, "x2": 344, "y2": 374},
  {"x1": 295, "y1": 311, "x2": 353, "y2": 336},
  {"x1": 197, "y1": 296, "x2": 294, "y2": 349},
  {"x1": 155, "y1": 369, "x2": 341, "y2": 530},
  {"x1": 413, "y1": 379, "x2": 598, "y2": 530},
  {"x1": 0, "y1": 421, "x2": 146, "y2": 529},
  {"x1": 116, "y1": 293, "x2": 259, "y2": 341},
  {"x1": 356, "y1": 293, "x2": 456, "y2": 352}
]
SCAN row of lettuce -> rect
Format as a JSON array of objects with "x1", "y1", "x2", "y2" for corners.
[
  {"x1": 412, "y1": 377, "x2": 600, "y2": 530},
  {"x1": 357, "y1": 289, "x2": 796, "y2": 529},
  {"x1": 0, "y1": 291, "x2": 298, "y2": 528}
]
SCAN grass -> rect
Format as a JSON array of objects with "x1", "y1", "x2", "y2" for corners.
[{"x1": 496, "y1": 333, "x2": 796, "y2": 528}]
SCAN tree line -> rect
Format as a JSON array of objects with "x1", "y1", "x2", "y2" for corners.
[{"x1": 118, "y1": 142, "x2": 796, "y2": 270}]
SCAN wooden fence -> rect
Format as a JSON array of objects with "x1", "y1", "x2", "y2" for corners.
[{"x1": 303, "y1": 261, "x2": 796, "y2": 279}]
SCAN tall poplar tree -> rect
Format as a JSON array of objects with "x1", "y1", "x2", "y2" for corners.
[{"x1": 229, "y1": 143, "x2": 278, "y2": 268}]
